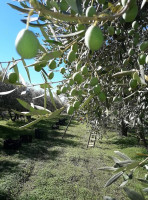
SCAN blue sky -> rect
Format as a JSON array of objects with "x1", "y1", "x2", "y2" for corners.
[{"x1": 0, "y1": 0, "x2": 64, "y2": 91}]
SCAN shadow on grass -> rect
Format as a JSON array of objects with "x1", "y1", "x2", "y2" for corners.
[
  {"x1": 104, "y1": 135, "x2": 139, "y2": 149},
  {"x1": 0, "y1": 125, "x2": 32, "y2": 140},
  {"x1": 0, "y1": 160, "x2": 20, "y2": 175},
  {"x1": 0, "y1": 190, "x2": 14, "y2": 200}
]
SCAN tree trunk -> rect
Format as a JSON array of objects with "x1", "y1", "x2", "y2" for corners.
[
  {"x1": 137, "y1": 127, "x2": 147, "y2": 149},
  {"x1": 120, "y1": 118, "x2": 128, "y2": 137}
]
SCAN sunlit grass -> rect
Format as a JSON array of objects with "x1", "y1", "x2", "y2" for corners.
[{"x1": 0, "y1": 118, "x2": 147, "y2": 200}]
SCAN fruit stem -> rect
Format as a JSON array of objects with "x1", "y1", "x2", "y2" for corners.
[
  {"x1": 91, "y1": 0, "x2": 94, "y2": 6},
  {"x1": 26, "y1": 10, "x2": 34, "y2": 30}
]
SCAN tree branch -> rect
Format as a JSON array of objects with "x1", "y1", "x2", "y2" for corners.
[{"x1": 30, "y1": 0, "x2": 132, "y2": 24}]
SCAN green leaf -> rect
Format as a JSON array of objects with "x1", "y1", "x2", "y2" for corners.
[
  {"x1": 65, "y1": 0, "x2": 82, "y2": 14},
  {"x1": 17, "y1": 98, "x2": 51, "y2": 115},
  {"x1": 44, "y1": 88, "x2": 47, "y2": 109},
  {"x1": 80, "y1": 95, "x2": 93, "y2": 109},
  {"x1": 56, "y1": 30, "x2": 84, "y2": 37},
  {"x1": 12, "y1": 58, "x2": 19, "y2": 82},
  {"x1": 11, "y1": 109, "x2": 31, "y2": 116},
  {"x1": 108, "y1": 2, "x2": 122, "y2": 13},
  {"x1": 19, "y1": 117, "x2": 43, "y2": 129},
  {"x1": 44, "y1": 39, "x2": 63, "y2": 46},
  {"x1": 21, "y1": 19, "x2": 48, "y2": 27},
  {"x1": 108, "y1": 156, "x2": 121, "y2": 163},
  {"x1": 141, "y1": 0, "x2": 147, "y2": 9},
  {"x1": 26, "y1": 60, "x2": 47, "y2": 68},
  {"x1": 39, "y1": 24, "x2": 49, "y2": 40},
  {"x1": 104, "y1": 171, "x2": 123, "y2": 187},
  {"x1": 98, "y1": 167, "x2": 117, "y2": 171},
  {"x1": 119, "y1": 180, "x2": 128, "y2": 187},
  {"x1": 32, "y1": 94, "x2": 44, "y2": 100},
  {"x1": 39, "y1": 51, "x2": 62, "y2": 62},
  {"x1": 22, "y1": 59, "x2": 31, "y2": 83},
  {"x1": 137, "y1": 178, "x2": 148, "y2": 184},
  {"x1": 41, "y1": 71, "x2": 48, "y2": 82},
  {"x1": 103, "y1": 196, "x2": 116, "y2": 200},
  {"x1": 115, "y1": 161, "x2": 139, "y2": 173},
  {"x1": 7, "y1": 3, "x2": 32, "y2": 13},
  {"x1": 0, "y1": 89, "x2": 16, "y2": 96},
  {"x1": 34, "y1": 105, "x2": 51, "y2": 113},
  {"x1": 17, "y1": 98, "x2": 36, "y2": 112},
  {"x1": 143, "y1": 188, "x2": 148, "y2": 192},
  {"x1": 48, "y1": 86, "x2": 57, "y2": 110},
  {"x1": 123, "y1": 187, "x2": 145, "y2": 200},
  {"x1": 47, "y1": 107, "x2": 64, "y2": 120},
  {"x1": 114, "y1": 151, "x2": 132, "y2": 160},
  {"x1": 50, "y1": 0, "x2": 60, "y2": 11}
]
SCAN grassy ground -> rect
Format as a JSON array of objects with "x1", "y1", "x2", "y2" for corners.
[{"x1": 0, "y1": 117, "x2": 148, "y2": 200}]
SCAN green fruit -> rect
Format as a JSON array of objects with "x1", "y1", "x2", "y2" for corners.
[
  {"x1": 61, "y1": 86, "x2": 67, "y2": 93},
  {"x1": 60, "y1": 0, "x2": 69, "y2": 11},
  {"x1": 94, "y1": 84, "x2": 101, "y2": 95},
  {"x1": 121, "y1": 0, "x2": 136, "y2": 6},
  {"x1": 113, "y1": 96, "x2": 122, "y2": 102},
  {"x1": 138, "y1": 54, "x2": 146, "y2": 65},
  {"x1": 115, "y1": 28, "x2": 121, "y2": 35},
  {"x1": 108, "y1": 26, "x2": 115, "y2": 35},
  {"x1": 81, "y1": 65, "x2": 88, "y2": 75},
  {"x1": 128, "y1": 48, "x2": 134, "y2": 56},
  {"x1": 71, "y1": 43, "x2": 78, "y2": 52},
  {"x1": 86, "y1": 6, "x2": 96, "y2": 17},
  {"x1": 67, "y1": 105, "x2": 74, "y2": 115},
  {"x1": 67, "y1": 50, "x2": 76, "y2": 63},
  {"x1": 102, "y1": 2, "x2": 108, "y2": 9},
  {"x1": 90, "y1": 77, "x2": 98, "y2": 86},
  {"x1": 48, "y1": 72, "x2": 54, "y2": 79},
  {"x1": 60, "y1": 67, "x2": 66, "y2": 74},
  {"x1": 76, "y1": 61, "x2": 82, "y2": 71},
  {"x1": 85, "y1": 25, "x2": 104, "y2": 51},
  {"x1": 73, "y1": 72, "x2": 83, "y2": 84},
  {"x1": 133, "y1": 37, "x2": 139, "y2": 46},
  {"x1": 140, "y1": 41, "x2": 148, "y2": 52},
  {"x1": 129, "y1": 79, "x2": 137, "y2": 89},
  {"x1": 70, "y1": 88, "x2": 77, "y2": 96},
  {"x1": 122, "y1": 4, "x2": 138, "y2": 22},
  {"x1": 56, "y1": 89, "x2": 61, "y2": 95},
  {"x1": 34, "y1": 65, "x2": 43, "y2": 72},
  {"x1": 48, "y1": 59, "x2": 56, "y2": 69},
  {"x1": 132, "y1": 21, "x2": 139, "y2": 29},
  {"x1": 75, "y1": 24, "x2": 86, "y2": 31},
  {"x1": 15, "y1": 29, "x2": 39, "y2": 59},
  {"x1": 68, "y1": 79, "x2": 74, "y2": 86},
  {"x1": 8, "y1": 72, "x2": 18, "y2": 84},
  {"x1": 146, "y1": 55, "x2": 148, "y2": 64},
  {"x1": 99, "y1": 92, "x2": 106, "y2": 102},
  {"x1": 88, "y1": 88, "x2": 94, "y2": 94},
  {"x1": 128, "y1": 29, "x2": 135, "y2": 36},
  {"x1": 97, "y1": 0, "x2": 105, "y2": 4},
  {"x1": 73, "y1": 101, "x2": 80, "y2": 110},
  {"x1": 133, "y1": 72, "x2": 141, "y2": 84},
  {"x1": 77, "y1": 89, "x2": 83, "y2": 96},
  {"x1": 123, "y1": 58, "x2": 129, "y2": 67}
]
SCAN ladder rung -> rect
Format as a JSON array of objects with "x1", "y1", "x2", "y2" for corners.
[
  {"x1": 88, "y1": 144, "x2": 94, "y2": 147},
  {"x1": 90, "y1": 138, "x2": 96, "y2": 141}
]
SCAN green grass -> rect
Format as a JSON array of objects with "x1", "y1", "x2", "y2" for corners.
[{"x1": 0, "y1": 117, "x2": 148, "y2": 200}]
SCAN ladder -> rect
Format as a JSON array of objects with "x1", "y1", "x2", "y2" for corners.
[{"x1": 87, "y1": 132, "x2": 97, "y2": 148}]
